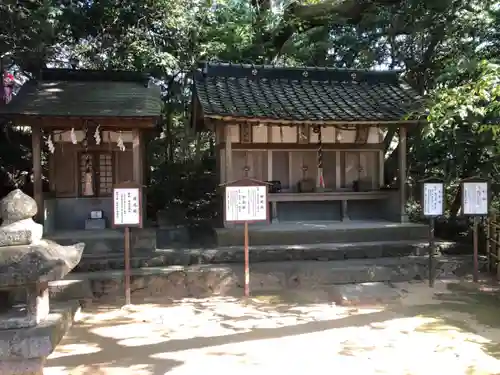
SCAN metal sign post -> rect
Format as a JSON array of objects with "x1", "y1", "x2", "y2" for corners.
[
  {"x1": 112, "y1": 181, "x2": 143, "y2": 305},
  {"x1": 222, "y1": 178, "x2": 269, "y2": 298},
  {"x1": 421, "y1": 178, "x2": 445, "y2": 287},
  {"x1": 460, "y1": 177, "x2": 490, "y2": 282}
]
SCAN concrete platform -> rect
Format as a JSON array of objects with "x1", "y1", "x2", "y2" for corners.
[{"x1": 216, "y1": 221, "x2": 429, "y2": 246}]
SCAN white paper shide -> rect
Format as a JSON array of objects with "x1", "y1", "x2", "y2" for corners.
[
  {"x1": 423, "y1": 182, "x2": 444, "y2": 217},
  {"x1": 225, "y1": 185, "x2": 267, "y2": 222},
  {"x1": 113, "y1": 188, "x2": 141, "y2": 226},
  {"x1": 463, "y1": 181, "x2": 488, "y2": 215}
]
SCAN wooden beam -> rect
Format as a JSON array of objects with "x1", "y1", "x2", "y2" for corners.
[
  {"x1": 32, "y1": 126, "x2": 43, "y2": 223},
  {"x1": 216, "y1": 142, "x2": 384, "y2": 150},
  {"x1": 206, "y1": 115, "x2": 422, "y2": 127},
  {"x1": 268, "y1": 191, "x2": 390, "y2": 202},
  {"x1": 10, "y1": 116, "x2": 157, "y2": 129}
]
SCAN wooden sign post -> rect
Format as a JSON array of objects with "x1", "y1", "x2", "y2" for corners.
[
  {"x1": 460, "y1": 177, "x2": 490, "y2": 283},
  {"x1": 420, "y1": 178, "x2": 445, "y2": 288},
  {"x1": 112, "y1": 181, "x2": 143, "y2": 305},
  {"x1": 222, "y1": 178, "x2": 269, "y2": 298}
]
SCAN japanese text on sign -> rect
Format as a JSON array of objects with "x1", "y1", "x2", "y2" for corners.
[
  {"x1": 113, "y1": 188, "x2": 141, "y2": 226},
  {"x1": 225, "y1": 185, "x2": 267, "y2": 222},
  {"x1": 463, "y1": 181, "x2": 488, "y2": 216},
  {"x1": 423, "y1": 182, "x2": 444, "y2": 217}
]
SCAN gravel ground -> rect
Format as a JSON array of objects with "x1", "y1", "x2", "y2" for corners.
[{"x1": 44, "y1": 279, "x2": 500, "y2": 375}]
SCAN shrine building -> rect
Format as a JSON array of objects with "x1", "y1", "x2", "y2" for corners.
[
  {"x1": 191, "y1": 62, "x2": 425, "y2": 244},
  {"x1": 0, "y1": 68, "x2": 161, "y2": 234}
]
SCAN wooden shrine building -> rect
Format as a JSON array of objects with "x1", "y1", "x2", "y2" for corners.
[
  {"x1": 0, "y1": 69, "x2": 162, "y2": 233},
  {"x1": 191, "y1": 63, "x2": 423, "y2": 228}
]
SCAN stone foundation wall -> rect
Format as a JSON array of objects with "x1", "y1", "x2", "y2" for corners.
[
  {"x1": 48, "y1": 228, "x2": 156, "y2": 254},
  {"x1": 52, "y1": 255, "x2": 485, "y2": 305}
]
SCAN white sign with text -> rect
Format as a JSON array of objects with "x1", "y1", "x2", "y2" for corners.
[
  {"x1": 113, "y1": 188, "x2": 141, "y2": 226},
  {"x1": 225, "y1": 185, "x2": 267, "y2": 222},
  {"x1": 462, "y1": 181, "x2": 488, "y2": 216},
  {"x1": 423, "y1": 182, "x2": 444, "y2": 217}
]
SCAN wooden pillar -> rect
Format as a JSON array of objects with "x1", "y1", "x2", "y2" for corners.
[
  {"x1": 335, "y1": 151, "x2": 341, "y2": 189},
  {"x1": 398, "y1": 126, "x2": 408, "y2": 222},
  {"x1": 142, "y1": 130, "x2": 149, "y2": 186},
  {"x1": 132, "y1": 129, "x2": 143, "y2": 184},
  {"x1": 267, "y1": 125, "x2": 273, "y2": 181},
  {"x1": 223, "y1": 126, "x2": 233, "y2": 228},
  {"x1": 267, "y1": 150, "x2": 272, "y2": 181},
  {"x1": 224, "y1": 126, "x2": 233, "y2": 183},
  {"x1": 48, "y1": 144, "x2": 56, "y2": 193},
  {"x1": 219, "y1": 149, "x2": 226, "y2": 183},
  {"x1": 379, "y1": 150, "x2": 384, "y2": 188},
  {"x1": 32, "y1": 126, "x2": 43, "y2": 223},
  {"x1": 267, "y1": 139, "x2": 278, "y2": 223},
  {"x1": 215, "y1": 144, "x2": 221, "y2": 184},
  {"x1": 132, "y1": 129, "x2": 145, "y2": 224}
]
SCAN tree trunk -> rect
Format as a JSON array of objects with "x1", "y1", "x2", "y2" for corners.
[
  {"x1": 383, "y1": 127, "x2": 397, "y2": 154},
  {"x1": 194, "y1": 132, "x2": 202, "y2": 164},
  {"x1": 165, "y1": 101, "x2": 174, "y2": 163},
  {"x1": 449, "y1": 187, "x2": 462, "y2": 218}
]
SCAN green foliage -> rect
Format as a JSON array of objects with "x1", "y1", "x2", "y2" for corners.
[
  {"x1": 147, "y1": 153, "x2": 219, "y2": 226},
  {"x1": 1, "y1": 0, "x2": 500, "y2": 229},
  {"x1": 427, "y1": 60, "x2": 500, "y2": 134}
]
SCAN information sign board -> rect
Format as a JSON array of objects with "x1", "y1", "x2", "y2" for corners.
[
  {"x1": 113, "y1": 185, "x2": 142, "y2": 227},
  {"x1": 462, "y1": 181, "x2": 489, "y2": 216},
  {"x1": 423, "y1": 182, "x2": 444, "y2": 217},
  {"x1": 225, "y1": 185, "x2": 267, "y2": 222}
]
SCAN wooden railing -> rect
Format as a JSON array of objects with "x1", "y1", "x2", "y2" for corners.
[{"x1": 486, "y1": 214, "x2": 500, "y2": 279}]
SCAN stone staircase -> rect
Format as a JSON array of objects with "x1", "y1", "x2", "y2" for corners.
[
  {"x1": 73, "y1": 222, "x2": 434, "y2": 272},
  {"x1": 73, "y1": 239, "x2": 467, "y2": 272},
  {"x1": 50, "y1": 252, "x2": 484, "y2": 305},
  {"x1": 48, "y1": 222, "x2": 481, "y2": 304},
  {"x1": 49, "y1": 237, "x2": 482, "y2": 305}
]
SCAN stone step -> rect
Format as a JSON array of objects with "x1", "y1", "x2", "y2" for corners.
[
  {"x1": 52, "y1": 254, "x2": 485, "y2": 304},
  {"x1": 72, "y1": 240, "x2": 468, "y2": 273},
  {"x1": 46, "y1": 228, "x2": 157, "y2": 254},
  {"x1": 215, "y1": 223, "x2": 429, "y2": 246}
]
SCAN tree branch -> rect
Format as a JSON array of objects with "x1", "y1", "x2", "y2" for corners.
[{"x1": 270, "y1": 0, "x2": 406, "y2": 60}]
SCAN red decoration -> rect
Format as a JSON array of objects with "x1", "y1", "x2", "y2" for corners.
[{"x1": 3, "y1": 71, "x2": 14, "y2": 104}]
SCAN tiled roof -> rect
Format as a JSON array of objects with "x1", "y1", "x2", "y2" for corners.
[
  {"x1": 194, "y1": 63, "x2": 423, "y2": 123},
  {"x1": 0, "y1": 69, "x2": 162, "y2": 118}
]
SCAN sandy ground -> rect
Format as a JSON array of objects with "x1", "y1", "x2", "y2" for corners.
[{"x1": 44, "y1": 279, "x2": 500, "y2": 375}]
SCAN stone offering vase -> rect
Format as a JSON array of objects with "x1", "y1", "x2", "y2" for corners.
[{"x1": 0, "y1": 189, "x2": 84, "y2": 375}]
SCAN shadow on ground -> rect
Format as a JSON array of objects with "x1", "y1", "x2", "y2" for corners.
[
  {"x1": 408, "y1": 281, "x2": 500, "y2": 360},
  {"x1": 44, "y1": 280, "x2": 500, "y2": 375}
]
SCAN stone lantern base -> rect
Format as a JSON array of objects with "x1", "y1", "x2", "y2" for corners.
[{"x1": 0, "y1": 302, "x2": 80, "y2": 375}]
